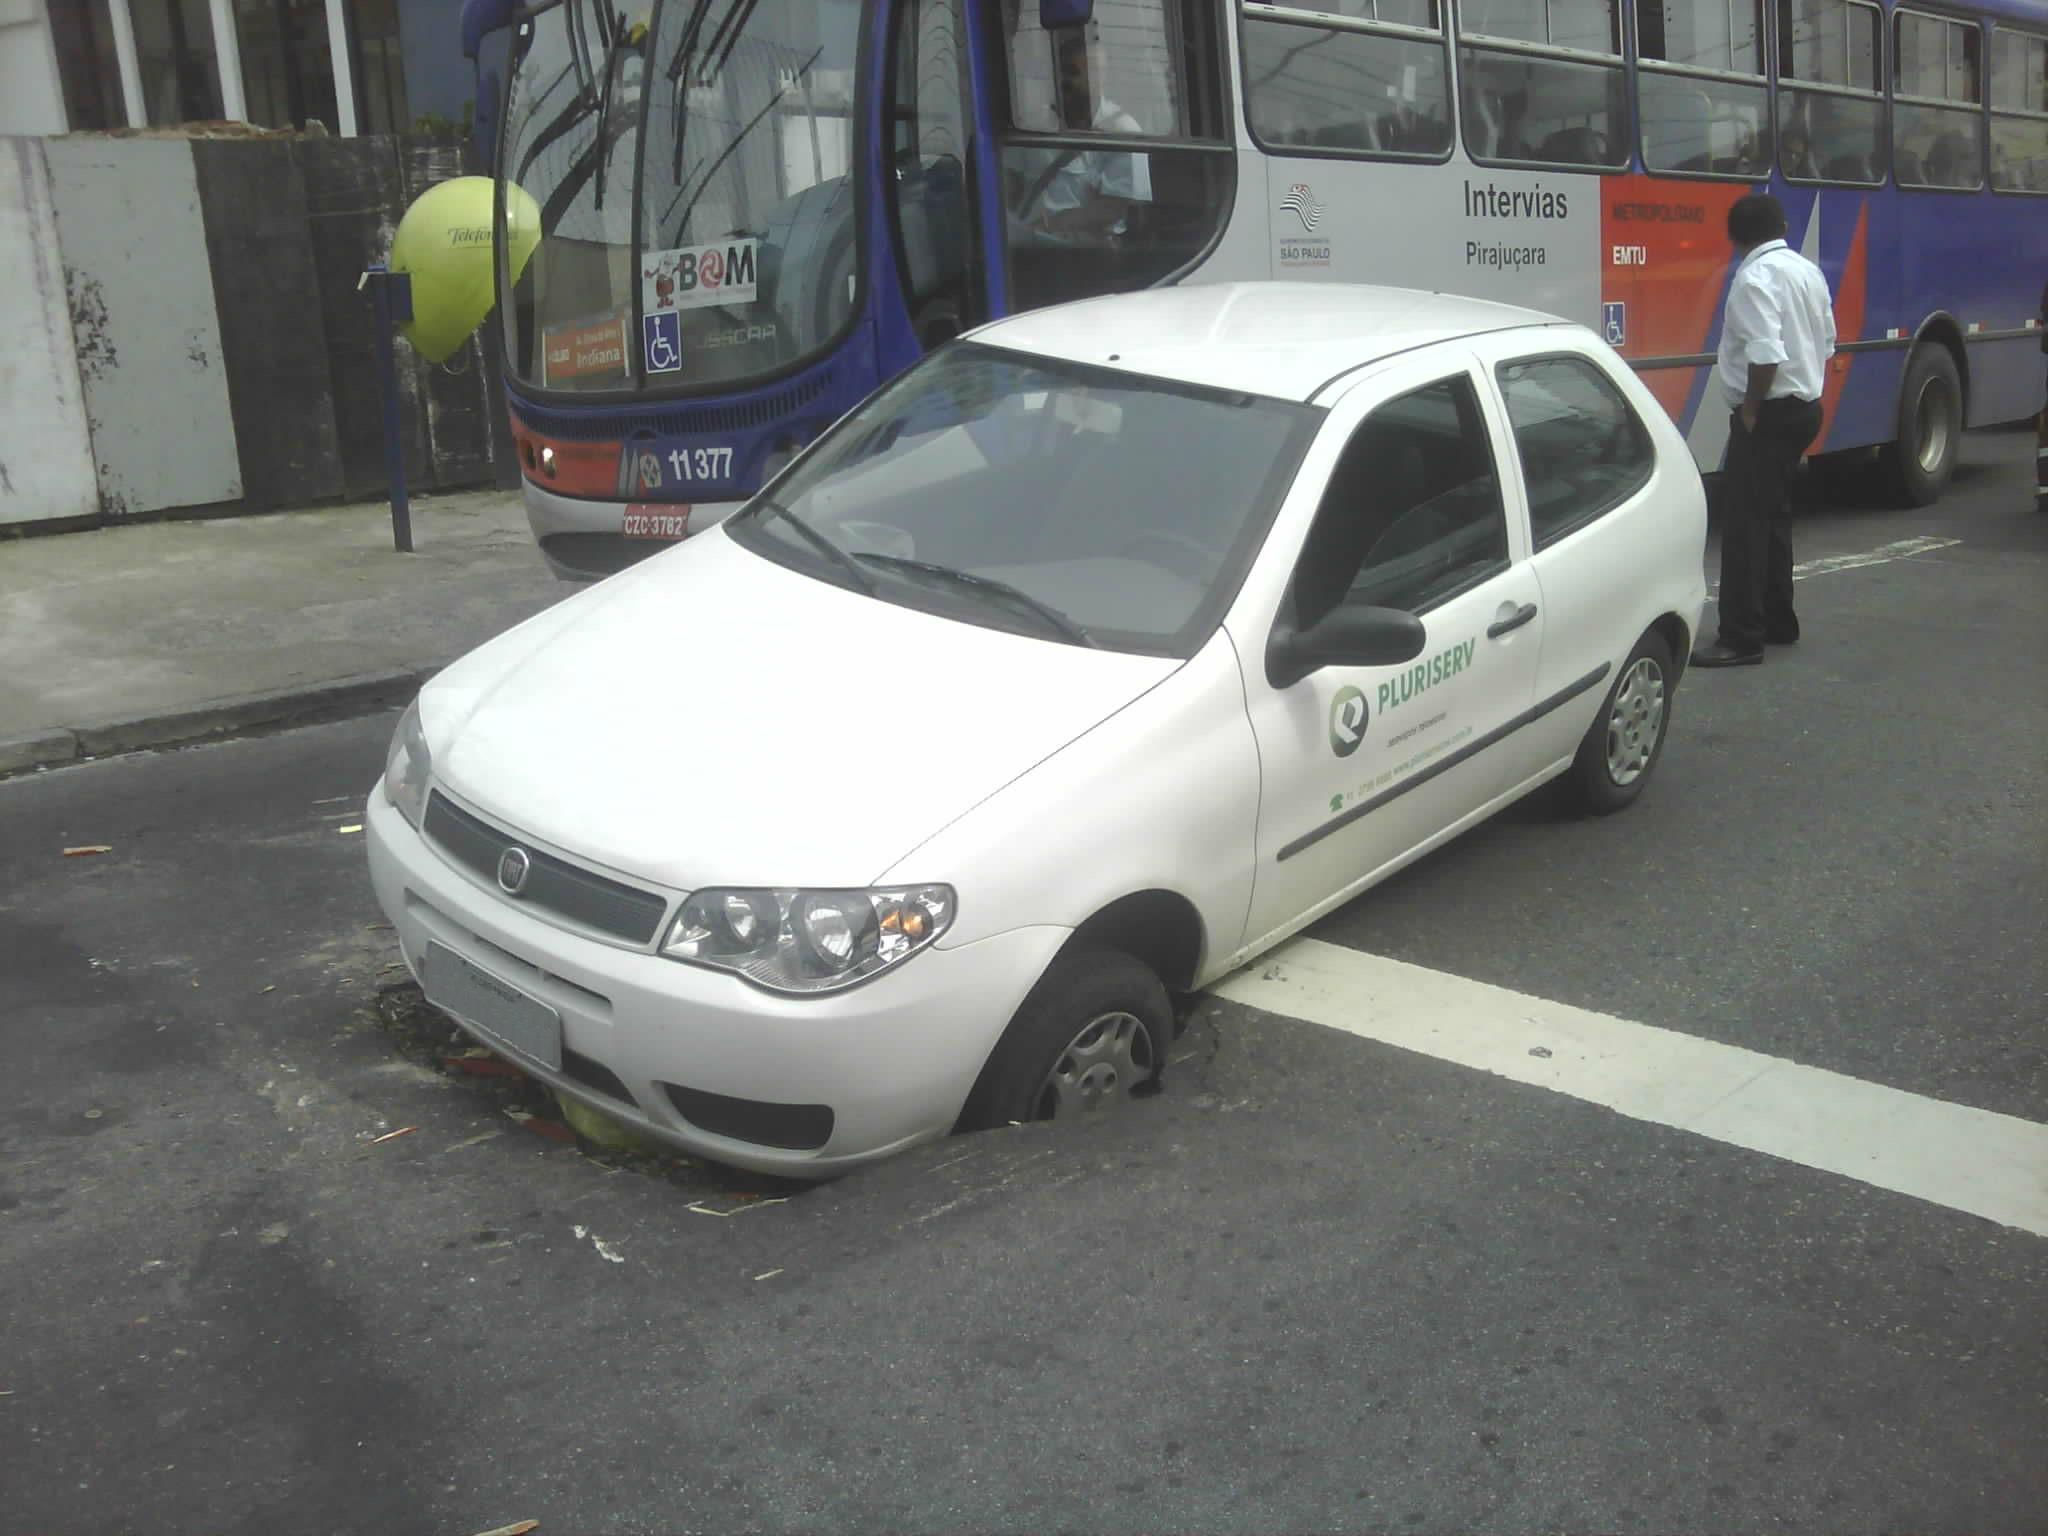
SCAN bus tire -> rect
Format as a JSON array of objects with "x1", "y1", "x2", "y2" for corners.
[{"x1": 1878, "y1": 344, "x2": 1962, "y2": 507}]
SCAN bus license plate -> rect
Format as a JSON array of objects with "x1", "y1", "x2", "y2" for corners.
[{"x1": 622, "y1": 504, "x2": 691, "y2": 539}]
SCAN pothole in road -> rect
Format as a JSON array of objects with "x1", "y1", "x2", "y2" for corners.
[{"x1": 372, "y1": 981, "x2": 811, "y2": 1205}]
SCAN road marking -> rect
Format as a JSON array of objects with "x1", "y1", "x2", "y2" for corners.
[
  {"x1": 1708, "y1": 535, "x2": 1961, "y2": 597},
  {"x1": 1214, "y1": 938, "x2": 2048, "y2": 1236}
]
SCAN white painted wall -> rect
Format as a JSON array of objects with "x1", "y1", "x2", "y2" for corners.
[
  {"x1": 0, "y1": 0, "x2": 68, "y2": 135},
  {"x1": 0, "y1": 137, "x2": 98, "y2": 526},
  {"x1": 42, "y1": 136, "x2": 242, "y2": 517}
]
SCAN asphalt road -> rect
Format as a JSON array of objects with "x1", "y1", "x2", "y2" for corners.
[{"x1": 2, "y1": 429, "x2": 2042, "y2": 1536}]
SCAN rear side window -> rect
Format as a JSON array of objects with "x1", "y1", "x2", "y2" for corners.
[{"x1": 1496, "y1": 356, "x2": 1655, "y2": 549}]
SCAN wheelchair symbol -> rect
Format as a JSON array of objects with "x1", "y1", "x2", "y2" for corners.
[
  {"x1": 1602, "y1": 301, "x2": 1626, "y2": 347},
  {"x1": 643, "y1": 312, "x2": 681, "y2": 373}
]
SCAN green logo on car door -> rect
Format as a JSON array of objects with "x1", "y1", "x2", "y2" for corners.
[{"x1": 1329, "y1": 685, "x2": 1369, "y2": 757}]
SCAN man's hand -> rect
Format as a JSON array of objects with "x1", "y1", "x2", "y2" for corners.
[{"x1": 1740, "y1": 399, "x2": 1761, "y2": 434}]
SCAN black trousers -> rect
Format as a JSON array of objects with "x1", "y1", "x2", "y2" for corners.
[{"x1": 1717, "y1": 397, "x2": 1823, "y2": 650}]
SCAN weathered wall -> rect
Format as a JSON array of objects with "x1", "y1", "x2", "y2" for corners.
[
  {"x1": 3, "y1": 130, "x2": 508, "y2": 530},
  {"x1": 0, "y1": 137, "x2": 97, "y2": 526},
  {"x1": 43, "y1": 135, "x2": 243, "y2": 517},
  {"x1": 0, "y1": 0, "x2": 67, "y2": 136}
]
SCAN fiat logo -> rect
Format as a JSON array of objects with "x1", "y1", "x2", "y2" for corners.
[{"x1": 497, "y1": 846, "x2": 532, "y2": 896}]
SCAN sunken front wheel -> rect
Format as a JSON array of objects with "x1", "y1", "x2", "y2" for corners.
[
  {"x1": 1568, "y1": 629, "x2": 1674, "y2": 815},
  {"x1": 959, "y1": 947, "x2": 1171, "y2": 1130}
]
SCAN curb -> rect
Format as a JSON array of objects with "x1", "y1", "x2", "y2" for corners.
[{"x1": 0, "y1": 667, "x2": 437, "y2": 780}]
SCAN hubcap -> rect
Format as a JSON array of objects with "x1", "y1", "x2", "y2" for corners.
[
  {"x1": 1914, "y1": 375, "x2": 1954, "y2": 475},
  {"x1": 1605, "y1": 657, "x2": 1666, "y2": 786},
  {"x1": 1031, "y1": 1011, "x2": 1155, "y2": 1121}
]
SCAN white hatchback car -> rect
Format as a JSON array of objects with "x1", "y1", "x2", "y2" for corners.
[{"x1": 367, "y1": 283, "x2": 1706, "y2": 1176}]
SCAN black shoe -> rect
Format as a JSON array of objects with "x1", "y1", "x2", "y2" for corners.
[
  {"x1": 1691, "y1": 640, "x2": 1764, "y2": 668},
  {"x1": 1765, "y1": 621, "x2": 1800, "y2": 645}
]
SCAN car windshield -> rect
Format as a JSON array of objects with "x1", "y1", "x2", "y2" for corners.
[
  {"x1": 728, "y1": 344, "x2": 1319, "y2": 655},
  {"x1": 497, "y1": 0, "x2": 861, "y2": 395}
]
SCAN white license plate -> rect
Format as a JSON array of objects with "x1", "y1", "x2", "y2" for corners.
[
  {"x1": 422, "y1": 943, "x2": 562, "y2": 1070},
  {"x1": 622, "y1": 503, "x2": 691, "y2": 539}
]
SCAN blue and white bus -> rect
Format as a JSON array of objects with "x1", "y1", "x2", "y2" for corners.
[{"x1": 462, "y1": 0, "x2": 2047, "y2": 579}]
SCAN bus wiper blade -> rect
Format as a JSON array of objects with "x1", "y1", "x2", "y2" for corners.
[
  {"x1": 757, "y1": 500, "x2": 873, "y2": 595},
  {"x1": 853, "y1": 555, "x2": 1097, "y2": 648}
]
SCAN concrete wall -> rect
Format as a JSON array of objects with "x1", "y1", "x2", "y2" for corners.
[
  {"x1": 43, "y1": 135, "x2": 242, "y2": 517},
  {"x1": 0, "y1": 0, "x2": 67, "y2": 136},
  {"x1": 0, "y1": 138, "x2": 97, "y2": 526}
]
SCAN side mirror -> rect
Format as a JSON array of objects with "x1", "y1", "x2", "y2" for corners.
[
  {"x1": 1041, "y1": 0, "x2": 1095, "y2": 27},
  {"x1": 1266, "y1": 605, "x2": 1426, "y2": 690}
]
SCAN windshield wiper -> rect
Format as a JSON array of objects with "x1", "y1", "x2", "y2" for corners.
[
  {"x1": 756, "y1": 500, "x2": 873, "y2": 595},
  {"x1": 853, "y1": 555, "x2": 1097, "y2": 648}
]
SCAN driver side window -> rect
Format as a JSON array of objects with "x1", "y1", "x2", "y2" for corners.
[{"x1": 1292, "y1": 375, "x2": 1510, "y2": 629}]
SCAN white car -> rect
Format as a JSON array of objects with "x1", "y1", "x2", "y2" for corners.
[{"x1": 367, "y1": 283, "x2": 1706, "y2": 1176}]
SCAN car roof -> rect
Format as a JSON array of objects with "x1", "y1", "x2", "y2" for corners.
[{"x1": 964, "y1": 282, "x2": 1577, "y2": 403}]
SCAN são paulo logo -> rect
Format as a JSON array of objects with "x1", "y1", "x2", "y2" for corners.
[{"x1": 1329, "y1": 685, "x2": 1369, "y2": 757}]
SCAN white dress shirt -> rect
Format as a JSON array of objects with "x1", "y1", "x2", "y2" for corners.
[{"x1": 1717, "y1": 239, "x2": 1837, "y2": 407}]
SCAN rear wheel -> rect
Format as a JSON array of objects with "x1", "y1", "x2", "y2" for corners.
[
  {"x1": 959, "y1": 947, "x2": 1170, "y2": 1131},
  {"x1": 1878, "y1": 345, "x2": 1962, "y2": 506},
  {"x1": 1568, "y1": 629, "x2": 1674, "y2": 816}
]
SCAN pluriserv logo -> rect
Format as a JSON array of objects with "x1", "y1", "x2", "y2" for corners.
[{"x1": 1329, "y1": 685, "x2": 1369, "y2": 758}]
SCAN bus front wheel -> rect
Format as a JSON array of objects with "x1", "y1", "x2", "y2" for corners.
[{"x1": 1878, "y1": 345, "x2": 1963, "y2": 507}]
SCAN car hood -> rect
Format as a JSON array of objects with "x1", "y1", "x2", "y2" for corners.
[{"x1": 422, "y1": 528, "x2": 1179, "y2": 890}]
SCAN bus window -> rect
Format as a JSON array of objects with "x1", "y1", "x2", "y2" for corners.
[
  {"x1": 1635, "y1": 1, "x2": 1771, "y2": 179},
  {"x1": 499, "y1": 0, "x2": 642, "y2": 394},
  {"x1": 1774, "y1": 0, "x2": 1885, "y2": 185},
  {"x1": 999, "y1": 0, "x2": 1234, "y2": 313},
  {"x1": 887, "y1": 0, "x2": 977, "y2": 345},
  {"x1": 635, "y1": 0, "x2": 864, "y2": 390},
  {"x1": 1457, "y1": 0, "x2": 1630, "y2": 171},
  {"x1": 1239, "y1": 3, "x2": 1453, "y2": 161},
  {"x1": 1894, "y1": 9, "x2": 1984, "y2": 189},
  {"x1": 1988, "y1": 27, "x2": 2047, "y2": 193}
]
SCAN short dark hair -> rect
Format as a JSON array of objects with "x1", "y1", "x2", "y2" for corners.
[{"x1": 1727, "y1": 193, "x2": 1788, "y2": 247}]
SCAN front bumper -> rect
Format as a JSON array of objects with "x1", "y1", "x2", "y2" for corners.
[
  {"x1": 523, "y1": 480, "x2": 742, "y2": 583},
  {"x1": 365, "y1": 786, "x2": 1067, "y2": 1177}
]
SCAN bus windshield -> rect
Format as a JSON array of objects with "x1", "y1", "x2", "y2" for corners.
[{"x1": 499, "y1": 0, "x2": 862, "y2": 397}]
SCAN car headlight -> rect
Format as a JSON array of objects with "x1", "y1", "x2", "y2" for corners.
[
  {"x1": 662, "y1": 885, "x2": 955, "y2": 994},
  {"x1": 382, "y1": 700, "x2": 432, "y2": 829}
]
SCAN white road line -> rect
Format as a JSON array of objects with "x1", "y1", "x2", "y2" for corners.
[
  {"x1": 1707, "y1": 535, "x2": 1961, "y2": 598},
  {"x1": 1213, "y1": 938, "x2": 2048, "y2": 1237}
]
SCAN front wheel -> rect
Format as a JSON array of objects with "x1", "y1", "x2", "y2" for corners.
[
  {"x1": 1568, "y1": 629, "x2": 1675, "y2": 815},
  {"x1": 1878, "y1": 345, "x2": 1962, "y2": 507},
  {"x1": 958, "y1": 947, "x2": 1170, "y2": 1131}
]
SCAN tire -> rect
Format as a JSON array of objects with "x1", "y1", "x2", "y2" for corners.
[
  {"x1": 958, "y1": 946, "x2": 1171, "y2": 1131},
  {"x1": 1568, "y1": 629, "x2": 1675, "y2": 816},
  {"x1": 1877, "y1": 345, "x2": 1963, "y2": 507}
]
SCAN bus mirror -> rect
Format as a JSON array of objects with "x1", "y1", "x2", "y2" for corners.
[
  {"x1": 1040, "y1": 0, "x2": 1094, "y2": 29},
  {"x1": 460, "y1": 0, "x2": 519, "y2": 59}
]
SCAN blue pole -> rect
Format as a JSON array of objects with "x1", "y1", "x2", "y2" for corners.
[{"x1": 365, "y1": 262, "x2": 414, "y2": 554}]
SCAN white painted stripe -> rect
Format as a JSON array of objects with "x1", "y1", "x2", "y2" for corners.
[
  {"x1": 1786, "y1": 534, "x2": 1960, "y2": 579},
  {"x1": 1706, "y1": 535, "x2": 1961, "y2": 598},
  {"x1": 1214, "y1": 939, "x2": 2048, "y2": 1235}
]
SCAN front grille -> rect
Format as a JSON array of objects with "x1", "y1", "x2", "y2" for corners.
[
  {"x1": 423, "y1": 792, "x2": 667, "y2": 946},
  {"x1": 510, "y1": 368, "x2": 837, "y2": 441}
]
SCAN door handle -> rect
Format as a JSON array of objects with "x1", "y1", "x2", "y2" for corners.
[{"x1": 1487, "y1": 602, "x2": 1538, "y2": 639}]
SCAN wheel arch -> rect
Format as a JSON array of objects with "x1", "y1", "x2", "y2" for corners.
[
  {"x1": 1906, "y1": 312, "x2": 1971, "y2": 425},
  {"x1": 1648, "y1": 611, "x2": 1693, "y2": 683},
  {"x1": 1064, "y1": 888, "x2": 1208, "y2": 995}
]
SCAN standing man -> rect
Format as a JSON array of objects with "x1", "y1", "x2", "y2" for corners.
[{"x1": 1692, "y1": 193, "x2": 1837, "y2": 668}]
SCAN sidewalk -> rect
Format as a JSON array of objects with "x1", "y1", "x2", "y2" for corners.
[{"x1": 0, "y1": 490, "x2": 567, "y2": 776}]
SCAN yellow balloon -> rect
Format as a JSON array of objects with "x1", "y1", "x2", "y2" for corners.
[{"x1": 389, "y1": 175, "x2": 541, "y2": 364}]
